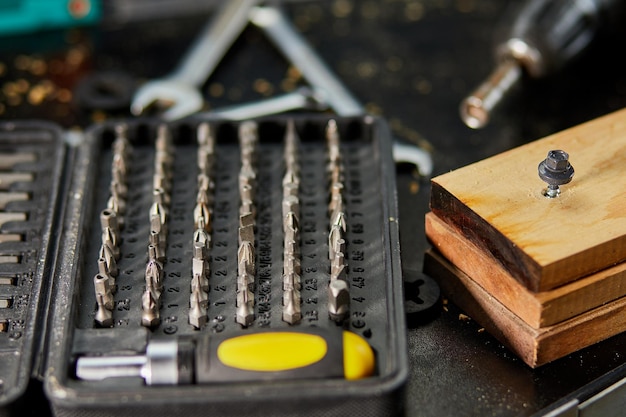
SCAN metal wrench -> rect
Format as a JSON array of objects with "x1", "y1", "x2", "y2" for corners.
[
  {"x1": 206, "y1": 87, "x2": 329, "y2": 121},
  {"x1": 130, "y1": 0, "x2": 258, "y2": 121},
  {"x1": 249, "y1": 5, "x2": 433, "y2": 177}
]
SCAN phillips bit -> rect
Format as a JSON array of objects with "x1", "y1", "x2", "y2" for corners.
[
  {"x1": 145, "y1": 260, "x2": 164, "y2": 297},
  {"x1": 192, "y1": 257, "x2": 209, "y2": 286},
  {"x1": 193, "y1": 225, "x2": 211, "y2": 250},
  {"x1": 189, "y1": 289, "x2": 208, "y2": 329},
  {"x1": 282, "y1": 272, "x2": 301, "y2": 292},
  {"x1": 236, "y1": 289, "x2": 255, "y2": 327},
  {"x1": 282, "y1": 168, "x2": 299, "y2": 187},
  {"x1": 282, "y1": 196, "x2": 300, "y2": 220},
  {"x1": 328, "y1": 279, "x2": 350, "y2": 323},
  {"x1": 141, "y1": 286, "x2": 161, "y2": 328},
  {"x1": 282, "y1": 288, "x2": 302, "y2": 325},
  {"x1": 283, "y1": 253, "x2": 301, "y2": 276},
  {"x1": 95, "y1": 293, "x2": 114, "y2": 328}
]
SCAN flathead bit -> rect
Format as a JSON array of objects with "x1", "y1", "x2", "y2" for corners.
[
  {"x1": 189, "y1": 290, "x2": 208, "y2": 329},
  {"x1": 328, "y1": 279, "x2": 350, "y2": 322},
  {"x1": 282, "y1": 289, "x2": 301, "y2": 325},
  {"x1": 93, "y1": 273, "x2": 114, "y2": 310},
  {"x1": 141, "y1": 288, "x2": 160, "y2": 328},
  {"x1": 99, "y1": 244, "x2": 119, "y2": 278},
  {"x1": 95, "y1": 293, "x2": 114, "y2": 328}
]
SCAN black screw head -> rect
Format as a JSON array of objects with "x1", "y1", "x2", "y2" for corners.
[{"x1": 538, "y1": 149, "x2": 575, "y2": 187}]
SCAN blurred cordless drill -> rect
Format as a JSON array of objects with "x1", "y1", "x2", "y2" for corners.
[{"x1": 460, "y1": 0, "x2": 626, "y2": 129}]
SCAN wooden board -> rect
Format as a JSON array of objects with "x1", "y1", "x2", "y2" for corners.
[
  {"x1": 425, "y1": 212, "x2": 626, "y2": 327},
  {"x1": 429, "y1": 107, "x2": 626, "y2": 292},
  {"x1": 423, "y1": 249, "x2": 626, "y2": 368}
]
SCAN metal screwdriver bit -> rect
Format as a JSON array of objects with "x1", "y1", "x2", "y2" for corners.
[
  {"x1": 193, "y1": 225, "x2": 211, "y2": 249},
  {"x1": 283, "y1": 254, "x2": 302, "y2": 276},
  {"x1": 191, "y1": 272, "x2": 209, "y2": 294},
  {"x1": 93, "y1": 273, "x2": 114, "y2": 310},
  {"x1": 282, "y1": 289, "x2": 301, "y2": 325},
  {"x1": 236, "y1": 289, "x2": 254, "y2": 327},
  {"x1": 237, "y1": 241, "x2": 255, "y2": 273},
  {"x1": 95, "y1": 293, "x2": 114, "y2": 328},
  {"x1": 106, "y1": 194, "x2": 126, "y2": 218},
  {"x1": 328, "y1": 279, "x2": 350, "y2": 322},
  {"x1": 189, "y1": 290, "x2": 208, "y2": 329},
  {"x1": 149, "y1": 230, "x2": 165, "y2": 262},
  {"x1": 100, "y1": 209, "x2": 120, "y2": 239},
  {"x1": 110, "y1": 180, "x2": 128, "y2": 201},
  {"x1": 197, "y1": 122, "x2": 215, "y2": 151},
  {"x1": 282, "y1": 196, "x2": 300, "y2": 220},
  {"x1": 141, "y1": 287, "x2": 161, "y2": 328},
  {"x1": 282, "y1": 272, "x2": 301, "y2": 291},
  {"x1": 102, "y1": 226, "x2": 120, "y2": 260},
  {"x1": 99, "y1": 244, "x2": 119, "y2": 278},
  {"x1": 194, "y1": 202, "x2": 211, "y2": 231},
  {"x1": 97, "y1": 257, "x2": 116, "y2": 288}
]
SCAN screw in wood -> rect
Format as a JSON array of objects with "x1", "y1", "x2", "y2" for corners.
[{"x1": 537, "y1": 150, "x2": 575, "y2": 198}]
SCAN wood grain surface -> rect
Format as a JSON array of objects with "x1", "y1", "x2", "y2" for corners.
[{"x1": 430, "y1": 108, "x2": 626, "y2": 291}]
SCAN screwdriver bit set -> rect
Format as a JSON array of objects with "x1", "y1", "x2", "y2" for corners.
[{"x1": 0, "y1": 115, "x2": 407, "y2": 416}]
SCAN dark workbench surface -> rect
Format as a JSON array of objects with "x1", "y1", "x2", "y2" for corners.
[{"x1": 2, "y1": 1, "x2": 626, "y2": 415}]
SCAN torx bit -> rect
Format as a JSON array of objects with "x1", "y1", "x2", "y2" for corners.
[
  {"x1": 93, "y1": 273, "x2": 114, "y2": 310},
  {"x1": 95, "y1": 293, "x2": 114, "y2": 328},
  {"x1": 282, "y1": 288, "x2": 301, "y2": 325},
  {"x1": 328, "y1": 279, "x2": 350, "y2": 322}
]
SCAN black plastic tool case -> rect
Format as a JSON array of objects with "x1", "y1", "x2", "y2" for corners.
[{"x1": 0, "y1": 115, "x2": 407, "y2": 416}]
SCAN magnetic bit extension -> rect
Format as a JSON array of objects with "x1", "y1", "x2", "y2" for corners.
[
  {"x1": 142, "y1": 125, "x2": 174, "y2": 329},
  {"x1": 189, "y1": 122, "x2": 215, "y2": 329},
  {"x1": 94, "y1": 125, "x2": 131, "y2": 327},
  {"x1": 326, "y1": 120, "x2": 350, "y2": 322},
  {"x1": 236, "y1": 121, "x2": 258, "y2": 327}
]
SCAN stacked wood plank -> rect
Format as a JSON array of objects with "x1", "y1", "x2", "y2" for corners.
[{"x1": 423, "y1": 108, "x2": 626, "y2": 367}]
